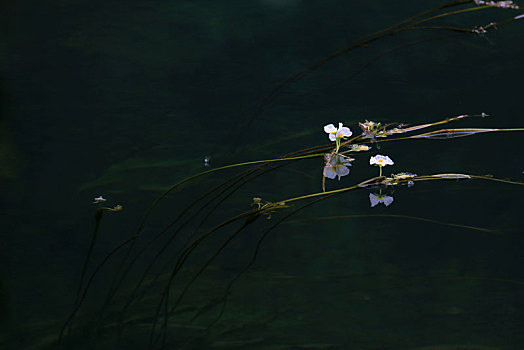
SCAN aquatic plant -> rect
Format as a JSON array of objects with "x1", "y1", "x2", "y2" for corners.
[
  {"x1": 54, "y1": 1, "x2": 524, "y2": 349},
  {"x1": 56, "y1": 114, "x2": 524, "y2": 348}
]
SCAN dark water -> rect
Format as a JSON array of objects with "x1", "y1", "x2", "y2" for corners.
[{"x1": 2, "y1": 1, "x2": 524, "y2": 349}]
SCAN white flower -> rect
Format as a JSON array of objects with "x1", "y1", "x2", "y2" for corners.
[
  {"x1": 93, "y1": 196, "x2": 107, "y2": 204},
  {"x1": 369, "y1": 193, "x2": 394, "y2": 207},
  {"x1": 323, "y1": 154, "x2": 352, "y2": 180},
  {"x1": 324, "y1": 122, "x2": 352, "y2": 142},
  {"x1": 369, "y1": 154, "x2": 394, "y2": 167}
]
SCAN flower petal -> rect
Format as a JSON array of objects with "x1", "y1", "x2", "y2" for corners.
[
  {"x1": 339, "y1": 126, "x2": 352, "y2": 138},
  {"x1": 323, "y1": 166, "x2": 337, "y2": 179},
  {"x1": 383, "y1": 196, "x2": 394, "y2": 206},
  {"x1": 324, "y1": 124, "x2": 336, "y2": 134},
  {"x1": 369, "y1": 193, "x2": 380, "y2": 207},
  {"x1": 336, "y1": 165, "x2": 350, "y2": 180},
  {"x1": 383, "y1": 156, "x2": 394, "y2": 165}
]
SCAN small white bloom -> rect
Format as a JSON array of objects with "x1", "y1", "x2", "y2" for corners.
[
  {"x1": 204, "y1": 155, "x2": 211, "y2": 167},
  {"x1": 323, "y1": 154, "x2": 352, "y2": 180},
  {"x1": 93, "y1": 196, "x2": 107, "y2": 204},
  {"x1": 324, "y1": 122, "x2": 352, "y2": 142},
  {"x1": 369, "y1": 193, "x2": 394, "y2": 207},
  {"x1": 348, "y1": 144, "x2": 371, "y2": 152},
  {"x1": 369, "y1": 154, "x2": 394, "y2": 167}
]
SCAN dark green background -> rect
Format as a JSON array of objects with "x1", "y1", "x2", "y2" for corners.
[{"x1": 2, "y1": 1, "x2": 524, "y2": 349}]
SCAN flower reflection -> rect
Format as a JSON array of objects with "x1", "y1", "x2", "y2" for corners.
[
  {"x1": 369, "y1": 193, "x2": 394, "y2": 207},
  {"x1": 324, "y1": 154, "x2": 352, "y2": 180}
]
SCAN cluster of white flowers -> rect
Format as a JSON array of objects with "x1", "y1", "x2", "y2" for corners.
[{"x1": 324, "y1": 122, "x2": 403, "y2": 208}]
